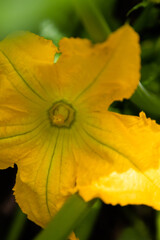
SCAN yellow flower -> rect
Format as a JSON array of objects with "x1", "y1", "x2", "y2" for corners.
[{"x1": 0, "y1": 24, "x2": 160, "y2": 228}]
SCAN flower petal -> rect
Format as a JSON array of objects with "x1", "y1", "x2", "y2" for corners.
[
  {"x1": 0, "y1": 61, "x2": 50, "y2": 168},
  {"x1": 0, "y1": 32, "x2": 60, "y2": 168},
  {"x1": 0, "y1": 32, "x2": 58, "y2": 103},
  {"x1": 57, "y1": 24, "x2": 140, "y2": 110},
  {"x1": 0, "y1": 108, "x2": 50, "y2": 168},
  {"x1": 74, "y1": 111, "x2": 160, "y2": 209},
  {"x1": 1, "y1": 32, "x2": 57, "y2": 62},
  {"x1": 14, "y1": 128, "x2": 77, "y2": 227}
]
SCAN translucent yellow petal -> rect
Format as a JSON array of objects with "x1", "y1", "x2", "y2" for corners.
[
  {"x1": 0, "y1": 32, "x2": 58, "y2": 103},
  {"x1": 0, "y1": 31, "x2": 57, "y2": 63},
  {"x1": 0, "y1": 62, "x2": 50, "y2": 168},
  {"x1": 0, "y1": 109, "x2": 50, "y2": 168},
  {"x1": 0, "y1": 33, "x2": 59, "y2": 168},
  {"x1": 14, "y1": 128, "x2": 77, "y2": 227},
  {"x1": 74, "y1": 111, "x2": 160, "y2": 209},
  {"x1": 57, "y1": 24, "x2": 140, "y2": 110}
]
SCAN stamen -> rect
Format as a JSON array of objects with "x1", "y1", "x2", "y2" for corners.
[{"x1": 49, "y1": 101, "x2": 75, "y2": 128}]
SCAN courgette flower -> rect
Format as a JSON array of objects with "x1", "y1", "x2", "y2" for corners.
[{"x1": 0, "y1": 25, "x2": 159, "y2": 228}]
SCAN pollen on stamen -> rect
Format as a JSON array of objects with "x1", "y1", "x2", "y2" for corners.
[{"x1": 53, "y1": 114, "x2": 65, "y2": 125}]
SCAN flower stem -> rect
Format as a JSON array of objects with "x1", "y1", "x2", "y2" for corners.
[
  {"x1": 75, "y1": 200, "x2": 102, "y2": 240},
  {"x1": 131, "y1": 82, "x2": 160, "y2": 117},
  {"x1": 34, "y1": 194, "x2": 96, "y2": 240},
  {"x1": 72, "y1": 0, "x2": 111, "y2": 42}
]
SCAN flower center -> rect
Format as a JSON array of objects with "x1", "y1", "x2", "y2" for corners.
[{"x1": 49, "y1": 101, "x2": 75, "y2": 128}]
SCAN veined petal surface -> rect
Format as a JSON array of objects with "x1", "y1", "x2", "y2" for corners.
[
  {"x1": 75, "y1": 111, "x2": 160, "y2": 209},
  {"x1": 14, "y1": 127, "x2": 77, "y2": 227},
  {"x1": 0, "y1": 32, "x2": 59, "y2": 104},
  {"x1": 56, "y1": 24, "x2": 140, "y2": 110},
  {"x1": 0, "y1": 33, "x2": 60, "y2": 168}
]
